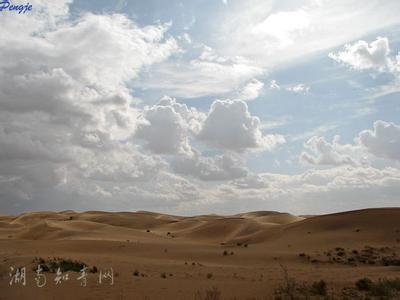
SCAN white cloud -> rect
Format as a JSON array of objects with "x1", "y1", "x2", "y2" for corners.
[
  {"x1": 268, "y1": 80, "x2": 309, "y2": 94},
  {"x1": 239, "y1": 78, "x2": 264, "y2": 100},
  {"x1": 252, "y1": 9, "x2": 310, "y2": 47},
  {"x1": 205, "y1": 165, "x2": 400, "y2": 215},
  {"x1": 232, "y1": 173, "x2": 268, "y2": 189},
  {"x1": 134, "y1": 97, "x2": 203, "y2": 155},
  {"x1": 2, "y1": 0, "x2": 400, "y2": 216},
  {"x1": 300, "y1": 120, "x2": 400, "y2": 167},
  {"x1": 269, "y1": 80, "x2": 281, "y2": 90},
  {"x1": 134, "y1": 45, "x2": 263, "y2": 98},
  {"x1": 329, "y1": 37, "x2": 396, "y2": 71},
  {"x1": 329, "y1": 37, "x2": 400, "y2": 99},
  {"x1": 218, "y1": 0, "x2": 400, "y2": 69},
  {"x1": 198, "y1": 99, "x2": 285, "y2": 152},
  {"x1": 171, "y1": 151, "x2": 248, "y2": 181},
  {"x1": 358, "y1": 120, "x2": 400, "y2": 161},
  {"x1": 0, "y1": 2, "x2": 185, "y2": 213},
  {"x1": 300, "y1": 135, "x2": 365, "y2": 166},
  {"x1": 286, "y1": 83, "x2": 310, "y2": 94}
]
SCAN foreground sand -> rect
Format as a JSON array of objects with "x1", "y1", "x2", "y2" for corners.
[{"x1": 0, "y1": 208, "x2": 399, "y2": 299}]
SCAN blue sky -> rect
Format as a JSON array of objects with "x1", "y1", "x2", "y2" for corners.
[{"x1": 0, "y1": 0, "x2": 399, "y2": 215}]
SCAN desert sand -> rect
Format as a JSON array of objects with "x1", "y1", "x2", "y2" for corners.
[{"x1": 0, "y1": 208, "x2": 399, "y2": 299}]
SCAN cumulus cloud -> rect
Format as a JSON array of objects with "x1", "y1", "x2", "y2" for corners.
[
  {"x1": 134, "y1": 97, "x2": 203, "y2": 155},
  {"x1": 358, "y1": 120, "x2": 400, "y2": 161},
  {"x1": 2, "y1": 0, "x2": 400, "y2": 216},
  {"x1": 207, "y1": 165, "x2": 400, "y2": 215},
  {"x1": 300, "y1": 120, "x2": 400, "y2": 167},
  {"x1": 329, "y1": 37, "x2": 396, "y2": 71},
  {"x1": 0, "y1": 1, "x2": 183, "y2": 213},
  {"x1": 171, "y1": 151, "x2": 247, "y2": 181},
  {"x1": 198, "y1": 99, "x2": 285, "y2": 152},
  {"x1": 232, "y1": 173, "x2": 268, "y2": 189},
  {"x1": 300, "y1": 135, "x2": 365, "y2": 166},
  {"x1": 238, "y1": 78, "x2": 264, "y2": 100}
]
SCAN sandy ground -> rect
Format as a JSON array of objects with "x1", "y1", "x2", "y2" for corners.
[{"x1": 0, "y1": 208, "x2": 399, "y2": 299}]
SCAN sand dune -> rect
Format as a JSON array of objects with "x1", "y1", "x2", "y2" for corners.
[
  {"x1": 1, "y1": 208, "x2": 399, "y2": 245},
  {"x1": 1, "y1": 208, "x2": 399, "y2": 299}
]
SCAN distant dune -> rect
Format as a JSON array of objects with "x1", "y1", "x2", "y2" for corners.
[
  {"x1": 1, "y1": 208, "x2": 399, "y2": 299},
  {"x1": 1, "y1": 208, "x2": 399, "y2": 245},
  {"x1": 0, "y1": 210, "x2": 303, "y2": 242}
]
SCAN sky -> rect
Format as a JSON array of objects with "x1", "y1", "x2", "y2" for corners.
[{"x1": 0, "y1": 0, "x2": 400, "y2": 215}]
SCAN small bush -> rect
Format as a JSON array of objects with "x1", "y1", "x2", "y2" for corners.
[
  {"x1": 57, "y1": 259, "x2": 86, "y2": 272},
  {"x1": 337, "y1": 250, "x2": 346, "y2": 257},
  {"x1": 207, "y1": 273, "x2": 213, "y2": 279},
  {"x1": 382, "y1": 256, "x2": 400, "y2": 266},
  {"x1": 275, "y1": 263, "x2": 297, "y2": 299},
  {"x1": 356, "y1": 277, "x2": 373, "y2": 291},
  {"x1": 310, "y1": 280, "x2": 327, "y2": 296},
  {"x1": 90, "y1": 266, "x2": 98, "y2": 273},
  {"x1": 33, "y1": 257, "x2": 95, "y2": 273},
  {"x1": 223, "y1": 250, "x2": 228, "y2": 256},
  {"x1": 133, "y1": 270, "x2": 140, "y2": 276},
  {"x1": 160, "y1": 272, "x2": 167, "y2": 279},
  {"x1": 355, "y1": 277, "x2": 400, "y2": 298},
  {"x1": 370, "y1": 279, "x2": 396, "y2": 298},
  {"x1": 204, "y1": 287, "x2": 221, "y2": 300}
]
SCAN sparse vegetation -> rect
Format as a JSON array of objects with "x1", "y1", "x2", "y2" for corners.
[
  {"x1": 275, "y1": 263, "x2": 330, "y2": 299},
  {"x1": 234, "y1": 242, "x2": 249, "y2": 248},
  {"x1": 355, "y1": 277, "x2": 400, "y2": 298},
  {"x1": 310, "y1": 280, "x2": 327, "y2": 296},
  {"x1": 33, "y1": 257, "x2": 88, "y2": 273},
  {"x1": 275, "y1": 263, "x2": 297, "y2": 299},
  {"x1": 194, "y1": 287, "x2": 221, "y2": 300},
  {"x1": 355, "y1": 277, "x2": 373, "y2": 291},
  {"x1": 299, "y1": 245, "x2": 400, "y2": 267}
]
